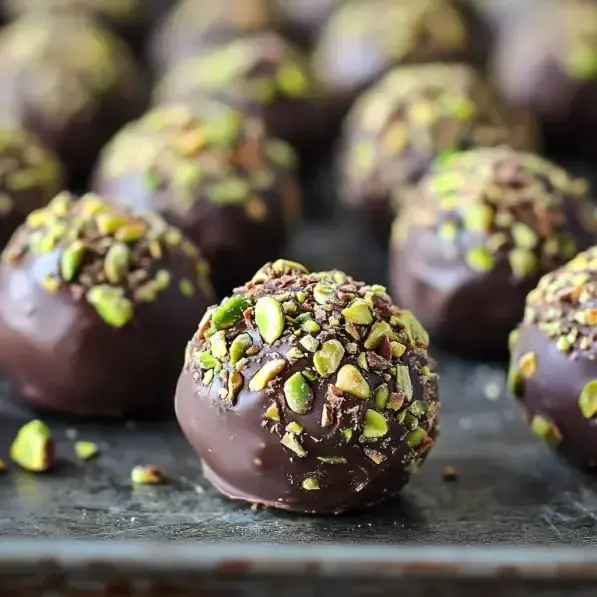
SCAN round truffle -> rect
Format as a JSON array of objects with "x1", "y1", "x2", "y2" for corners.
[
  {"x1": 312, "y1": 0, "x2": 485, "y2": 115},
  {"x1": 389, "y1": 147, "x2": 597, "y2": 359},
  {"x1": 508, "y1": 246, "x2": 597, "y2": 470},
  {"x1": 339, "y1": 63, "x2": 538, "y2": 241},
  {"x1": 0, "y1": 191, "x2": 214, "y2": 417},
  {"x1": 0, "y1": 12, "x2": 144, "y2": 180},
  {"x1": 93, "y1": 104, "x2": 301, "y2": 294},
  {"x1": 154, "y1": 32, "x2": 328, "y2": 153},
  {"x1": 151, "y1": 0, "x2": 276, "y2": 75},
  {"x1": 0, "y1": 128, "x2": 63, "y2": 250},
  {"x1": 493, "y1": 0, "x2": 597, "y2": 157},
  {"x1": 176, "y1": 259, "x2": 439, "y2": 514}
]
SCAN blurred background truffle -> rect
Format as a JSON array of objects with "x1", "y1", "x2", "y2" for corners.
[
  {"x1": 0, "y1": 12, "x2": 144, "y2": 183},
  {"x1": 93, "y1": 104, "x2": 301, "y2": 295},
  {"x1": 338, "y1": 62, "x2": 537, "y2": 241},
  {"x1": 389, "y1": 147, "x2": 597, "y2": 359}
]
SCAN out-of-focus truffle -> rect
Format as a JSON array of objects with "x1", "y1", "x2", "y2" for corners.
[
  {"x1": 0, "y1": 128, "x2": 62, "y2": 249},
  {"x1": 176, "y1": 259, "x2": 439, "y2": 514},
  {"x1": 493, "y1": 0, "x2": 597, "y2": 157},
  {"x1": 0, "y1": 192, "x2": 213, "y2": 417},
  {"x1": 0, "y1": 13, "x2": 144, "y2": 180},
  {"x1": 509, "y1": 246, "x2": 597, "y2": 470},
  {"x1": 93, "y1": 104, "x2": 301, "y2": 294},
  {"x1": 389, "y1": 147, "x2": 597, "y2": 358},
  {"x1": 339, "y1": 63, "x2": 537, "y2": 240},
  {"x1": 154, "y1": 32, "x2": 328, "y2": 154},
  {"x1": 151, "y1": 0, "x2": 276, "y2": 75}
]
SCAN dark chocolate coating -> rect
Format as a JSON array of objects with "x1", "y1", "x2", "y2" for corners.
[
  {"x1": 175, "y1": 260, "x2": 439, "y2": 514},
  {"x1": 150, "y1": 0, "x2": 276, "y2": 75},
  {"x1": 153, "y1": 32, "x2": 330, "y2": 155},
  {"x1": 0, "y1": 13, "x2": 144, "y2": 181},
  {"x1": 312, "y1": 0, "x2": 487, "y2": 120},
  {"x1": 338, "y1": 63, "x2": 538, "y2": 242},
  {"x1": 0, "y1": 192, "x2": 213, "y2": 418},
  {"x1": 492, "y1": 0, "x2": 597, "y2": 158},
  {"x1": 93, "y1": 104, "x2": 301, "y2": 295},
  {"x1": 389, "y1": 147, "x2": 597, "y2": 359},
  {"x1": 0, "y1": 128, "x2": 63, "y2": 250},
  {"x1": 509, "y1": 247, "x2": 597, "y2": 469}
]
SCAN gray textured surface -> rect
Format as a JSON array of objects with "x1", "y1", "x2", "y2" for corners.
[{"x1": 1, "y1": 220, "x2": 597, "y2": 544}]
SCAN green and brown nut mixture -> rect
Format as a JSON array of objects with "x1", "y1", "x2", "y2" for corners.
[
  {"x1": 185, "y1": 259, "x2": 439, "y2": 485},
  {"x1": 393, "y1": 147, "x2": 595, "y2": 280},
  {"x1": 343, "y1": 63, "x2": 534, "y2": 201},
  {"x1": 156, "y1": 32, "x2": 322, "y2": 107},
  {"x1": 98, "y1": 104, "x2": 299, "y2": 224},
  {"x1": 2, "y1": 191, "x2": 212, "y2": 328}
]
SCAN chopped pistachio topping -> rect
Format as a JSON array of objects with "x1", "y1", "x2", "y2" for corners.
[
  {"x1": 283, "y1": 372, "x2": 313, "y2": 415},
  {"x1": 255, "y1": 296, "x2": 285, "y2": 344},
  {"x1": 579, "y1": 380, "x2": 597, "y2": 419},
  {"x1": 75, "y1": 441, "x2": 99, "y2": 461},
  {"x1": 530, "y1": 415, "x2": 562, "y2": 448},
  {"x1": 10, "y1": 420, "x2": 55, "y2": 472},
  {"x1": 131, "y1": 464, "x2": 166, "y2": 485}
]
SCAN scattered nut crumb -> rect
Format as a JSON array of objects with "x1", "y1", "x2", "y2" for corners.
[
  {"x1": 131, "y1": 464, "x2": 166, "y2": 485},
  {"x1": 10, "y1": 420, "x2": 55, "y2": 472},
  {"x1": 75, "y1": 441, "x2": 99, "y2": 461},
  {"x1": 442, "y1": 466, "x2": 459, "y2": 482}
]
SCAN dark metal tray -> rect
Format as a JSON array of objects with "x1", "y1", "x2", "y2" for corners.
[{"x1": 2, "y1": 185, "x2": 597, "y2": 594}]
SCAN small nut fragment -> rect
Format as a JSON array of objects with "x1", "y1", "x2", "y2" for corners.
[
  {"x1": 313, "y1": 340, "x2": 345, "y2": 377},
  {"x1": 395, "y1": 366, "x2": 413, "y2": 401},
  {"x1": 229, "y1": 333, "x2": 253, "y2": 365},
  {"x1": 209, "y1": 331, "x2": 228, "y2": 359},
  {"x1": 341, "y1": 299, "x2": 373, "y2": 324},
  {"x1": 313, "y1": 283, "x2": 335, "y2": 304},
  {"x1": 283, "y1": 372, "x2": 313, "y2": 415},
  {"x1": 265, "y1": 402, "x2": 280, "y2": 421},
  {"x1": 406, "y1": 428, "x2": 427, "y2": 448},
  {"x1": 466, "y1": 247, "x2": 494, "y2": 272},
  {"x1": 196, "y1": 351, "x2": 220, "y2": 370},
  {"x1": 104, "y1": 243, "x2": 130, "y2": 284},
  {"x1": 248, "y1": 359, "x2": 286, "y2": 391},
  {"x1": 302, "y1": 477, "x2": 320, "y2": 490},
  {"x1": 60, "y1": 240, "x2": 85, "y2": 282},
  {"x1": 86, "y1": 285, "x2": 133, "y2": 328},
  {"x1": 255, "y1": 297, "x2": 285, "y2": 344},
  {"x1": 374, "y1": 383, "x2": 389, "y2": 410},
  {"x1": 212, "y1": 296, "x2": 250, "y2": 330},
  {"x1": 131, "y1": 465, "x2": 166, "y2": 485},
  {"x1": 299, "y1": 335, "x2": 319, "y2": 352},
  {"x1": 10, "y1": 420, "x2": 55, "y2": 472},
  {"x1": 335, "y1": 365, "x2": 371, "y2": 399},
  {"x1": 509, "y1": 249, "x2": 537, "y2": 279},
  {"x1": 364, "y1": 321, "x2": 394, "y2": 349},
  {"x1": 579, "y1": 380, "x2": 597, "y2": 419},
  {"x1": 362, "y1": 409, "x2": 389, "y2": 439},
  {"x1": 75, "y1": 441, "x2": 99, "y2": 461},
  {"x1": 281, "y1": 432, "x2": 307, "y2": 457},
  {"x1": 227, "y1": 371, "x2": 244, "y2": 404},
  {"x1": 530, "y1": 415, "x2": 562, "y2": 447}
]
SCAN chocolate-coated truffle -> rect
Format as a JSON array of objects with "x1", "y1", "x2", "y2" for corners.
[
  {"x1": 509, "y1": 246, "x2": 597, "y2": 470},
  {"x1": 0, "y1": 12, "x2": 144, "y2": 180},
  {"x1": 0, "y1": 191, "x2": 213, "y2": 417},
  {"x1": 93, "y1": 104, "x2": 301, "y2": 294},
  {"x1": 493, "y1": 0, "x2": 597, "y2": 157},
  {"x1": 0, "y1": 128, "x2": 63, "y2": 249},
  {"x1": 313, "y1": 0, "x2": 484, "y2": 115},
  {"x1": 339, "y1": 63, "x2": 537, "y2": 241},
  {"x1": 389, "y1": 147, "x2": 597, "y2": 358},
  {"x1": 154, "y1": 32, "x2": 328, "y2": 153},
  {"x1": 151, "y1": 0, "x2": 276, "y2": 75},
  {"x1": 176, "y1": 259, "x2": 439, "y2": 514}
]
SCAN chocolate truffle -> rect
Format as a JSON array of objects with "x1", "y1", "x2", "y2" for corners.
[
  {"x1": 508, "y1": 246, "x2": 597, "y2": 469},
  {"x1": 0, "y1": 191, "x2": 213, "y2": 417},
  {"x1": 154, "y1": 32, "x2": 328, "y2": 153},
  {"x1": 151, "y1": 0, "x2": 276, "y2": 75},
  {"x1": 176, "y1": 259, "x2": 439, "y2": 514},
  {"x1": 312, "y1": 0, "x2": 485, "y2": 116},
  {"x1": 339, "y1": 63, "x2": 538, "y2": 241},
  {"x1": 0, "y1": 128, "x2": 63, "y2": 250},
  {"x1": 493, "y1": 0, "x2": 597, "y2": 157},
  {"x1": 389, "y1": 147, "x2": 597, "y2": 359},
  {"x1": 93, "y1": 104, "x2": 301, "y2": 294},
  {"x1": 0, "y1": 12, "x2": 144, "y2": 180}
]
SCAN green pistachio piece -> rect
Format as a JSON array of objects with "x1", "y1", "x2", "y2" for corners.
[
  {"x1": 341, "y1": 299, "x2": 373, "y2": 325},
  {"x1": 341, "y1": 429, "x2": 353, "y2": 441},
  {"x1": 466, "y1": 247, "x2": 494, "y2": 272},
  {"x1": 336, "y1": 365, "x2": 371, "y2": 399},
  {"x1": 75, "y1": 441, "x2": 99, "y2": 461},
  {"x1": 286, "y1": 347, "x2": 304, "y2": 362},
  {"x1": 509, "y1": 248, "x2": 537, "y2": 280},
  {"x1": 286, "y1": 421, "x2": 303, "y2": 434},
  {"x1": 406, "y1": 428, "x2": 427, "y2": 448},
  {"x1": 387, "y1": 393, "x2": 404, "y2": 411},
  {"x1": 391, "y1": 342, "x2": 406, "y2": 358},
  {"x1": 227, "y1": 371, "x2": 243, "y2": 404},
  {"x1": 229, "y1": 333, "x2": 253, "y2": 365},
  {"x1": 86, "y1": 285, "x2": 133, "y2": 328},
  {"x1": 362, "y1": 409, "x2": 389, "y2": 439},
  {"x1": 508, "y1": 329, "x2": 520, "y2": 352},
  {"x1": 317, "y1": 456, "x2": 347, "y2": 464},
  {"x1": 283, "y1": 372, "x2": 313, "y2": 415},
  {"x1": 281, "y1": 432, "x2": 307, "y2": 457},
  {"x1": 303, "y1": 369, "x2": 316, "y2": 382},
  {"x1": 313, "y1": 283, "x2": 335, "y2": 305},
  {"x1": 203, "y1": 370, "x2": 214, "y2": 386},
  {"x1": 313, "y1": 340, "x2": 345, "y2": 377},
  {"x1": 439, "y1": 220, "x2": 459, "y2": 243},
  {"x1": 301, "y1": 477, "x2": 319, "y2": 490},
  {"x1": 248, "y1": 359, "x2": 286, "y2": 391},
  {"x1": 104, "y1": 243, "x2": 130, "y2": 284},
  {"x1": 579, "y1": 380, "x2": 597, "y2": 419},
  {"x1": 396, "y1": 366, "x2": 413, "y2": 401},
  {"x1": 364, "y1": 448, "x2": 386, "y2": 464},
  {"x1": 356, "y1": 352, "x2": 368, "y2": 371},
  {"x1": 209, "y1": 331, "x2": 228, "y2": 359},
  {"x1": 507, "y1": 365, "x2": 524, "y2": 398},
  {"x1": 277, "y1": 62, "x2": 309, "y2": 96},
  {"x1": 408, "y1": 400, "x2": 426, "y2": 418},
  {"x1": 60, "y1": 240, "x2": 85, "y2": 282},
  {"x1": 464, "y1": 203, "x2": 493, "y2": 233},
  {"x1": 519, "y1": 352, "x2": 537, "y2": 379},
  {"x1": 212, "y1": 296, "x2": 249, "y2": 330},
  {"x1": 10, "y1": 419, "x2": 55, "y2": 472},
  {"x1": 265, "y1": 402, "x2": 280, "y2": 421},
  {"x1": 255, "y1": 297, "x2": 285, "y2": 345},
  {"x1": 374, "y1": 383, "x2": 389, "y2": 410},
  {"x1": 364, "y1": 321, "x2": 395, "y2": 349},
  {"x1": 299, "y1": 334, "x2": 319, "y2": 352},
  {"x1": 399, "y1": 311, "x2": 429, "y2": 347},
  {"x1": 530, "y1": 415, "x2": 562, "y2": 447},
  {"x1": 512, "y1": 222, "x2": 538, "y2": 250},
  {"x1": 196, "y1": 351, "x2": 220, "y2": 370}
]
